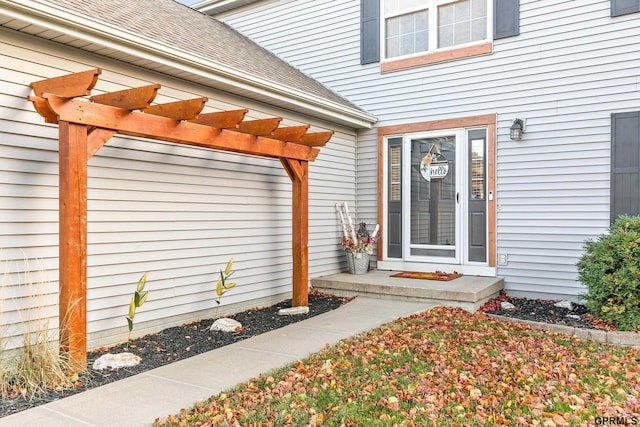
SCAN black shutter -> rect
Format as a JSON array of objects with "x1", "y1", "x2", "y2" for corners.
[
  {"x1": 611, "y1": 0, "x2": 640, "y2": 17},
  {"x1": 468, "y1": 129, "x2": 487, "y2": 263},
  {"x1": 494, "y1": 0, "x2": 520, "y2": 39},
  {"x1": 611, "y1": 112, "x2": 640, "y2": 221},
  {"x1": 387, "y1": 138, "x2": 402, "y2": 258},
  {"x1": 361, "y1": 0, "x2": 380, "y2": 64}
]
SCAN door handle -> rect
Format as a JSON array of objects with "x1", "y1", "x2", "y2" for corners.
[{"x1": 456, "y1": 192, "x2": 460, "y2": 204}]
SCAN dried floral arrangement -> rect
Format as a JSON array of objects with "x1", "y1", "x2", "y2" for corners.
[{"x1": 335, "y1": 202, "x2": 379, "y2": 255}]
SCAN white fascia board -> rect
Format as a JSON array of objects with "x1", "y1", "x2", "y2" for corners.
[
  {"x1": 192, "y1": 0, "x2": 260, "y2": 15},
  {"x1": 1, "y1": 0, "x2": 376, "y2": 129}
]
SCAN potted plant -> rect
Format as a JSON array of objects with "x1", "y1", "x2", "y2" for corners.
[{"x1": 336, "y1": 202, "x2": 379, "y2": 274}]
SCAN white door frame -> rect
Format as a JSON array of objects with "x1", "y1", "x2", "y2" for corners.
[{"x1": 379, "y1": 127, "x2": 495, "y2": 277}]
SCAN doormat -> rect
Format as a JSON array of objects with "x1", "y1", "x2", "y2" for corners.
[{"x1": 390, "y1": 271, "x2": 463, "y2": 281}]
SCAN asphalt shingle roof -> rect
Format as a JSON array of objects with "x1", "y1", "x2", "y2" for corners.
[{"x1": 42, "y1": 0, "x2": 360, "y2": 111}]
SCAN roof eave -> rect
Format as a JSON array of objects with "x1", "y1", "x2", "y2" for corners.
[
  {"x1": 191, "y1": 0, "x2": 261, "y2": 15},
  {"x1": 1, "y1": 0, "x2": 376, "y2": 129}
]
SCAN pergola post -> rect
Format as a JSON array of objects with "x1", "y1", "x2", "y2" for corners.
[
  {"x1": 292, "y1": 161, "x2": 309, "y2": 307},
  {"x1": 58, "y1": 121, "x2": 88, "y2": 371},
  {"x1": 282, "y1": 159, "x2": 309, "y2": 307}
]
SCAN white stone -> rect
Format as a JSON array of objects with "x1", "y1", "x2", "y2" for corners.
[
  {"x1": 554, "y1": 300, "x2": 573, "y2": 310},
  {"x1": 565, "y1": 314, "x2": 581, "y2": 320},
  {"x1": 92, "y1": 352, "x2": 141, "y2": 371},
  {"x1": 210, "y1": 317, "x2": 242, "y2": 332},
  {"x1": 500, "y1": 301, "x2": 517, "y2": 311},
  {"x1": 278, "y1": 306, "x2": 310, "y2": 316}
]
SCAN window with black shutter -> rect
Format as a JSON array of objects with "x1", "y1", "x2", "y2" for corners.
[
  {"x1": 611, "y1": 112, "x2": 640, "y2": 220},
  {"x1": 361, "y1": 0, "x2": 520, "y2": 66}
]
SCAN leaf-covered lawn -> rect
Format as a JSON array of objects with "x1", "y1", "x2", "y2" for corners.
[{"x1": 154, "y1": 307, "x2": 640, "y2": 426}]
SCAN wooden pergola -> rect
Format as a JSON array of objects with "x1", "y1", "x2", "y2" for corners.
[{"x1": 28, "y1": 69, "x2": 331, "y2": 371}]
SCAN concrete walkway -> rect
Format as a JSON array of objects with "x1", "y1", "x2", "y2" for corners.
[{"x1": 0, "y1": 297, "x2": 435, "y2": 427}]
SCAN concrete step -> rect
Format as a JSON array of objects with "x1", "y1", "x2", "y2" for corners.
[{"x1": 311, "y1": 270, "x2": 504, "y2": 312}]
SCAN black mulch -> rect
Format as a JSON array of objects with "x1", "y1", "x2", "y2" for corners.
[
  {"x1": 0, "y1": 291, "x2": 352, "y2": 418},
  {"x1": 480, "y1": 292, "x2": 617, "y2": 331}
]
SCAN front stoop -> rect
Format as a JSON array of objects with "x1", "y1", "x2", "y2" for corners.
[{"x1": 311, "y1": 270, "x2": 504, "y2": 312}]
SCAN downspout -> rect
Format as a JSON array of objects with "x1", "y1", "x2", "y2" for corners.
[{"x1": 355, "y1": 131, "x2": 359, "y2": 214}]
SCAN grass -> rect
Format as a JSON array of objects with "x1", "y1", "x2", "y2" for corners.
[{"x1": 154, "y1": 306, "x2": 640, "y2": 426}]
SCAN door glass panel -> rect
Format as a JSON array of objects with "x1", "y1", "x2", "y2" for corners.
[
  {"x1": 470, "y1": 139, "x2": 485, "y2": 200},
  {"x1": 410, "y1": 136, "x2": 456, "y2": 258},
  {"x1": 390, "y1": 146, "x2": 402, "y2": 202}
]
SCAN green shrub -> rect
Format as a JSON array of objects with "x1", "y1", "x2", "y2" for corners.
[{"x1": 577, "y1": 215, "x2": 640, "y2": 331}]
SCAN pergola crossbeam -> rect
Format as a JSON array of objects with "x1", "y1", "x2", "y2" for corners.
[
  {"x1": 237, "y1": 118, "x2": 282, "y2": 136},
  {"x1": 38, "y1": 94, "x2": 319, "y2": 161},
  {"x1": 31, "y1": 68, "x2": 101, "y2": 98},
  {"x1": 270, "y1": 125, "x2": 310, "y2": 142},
  {"x1": 90, "y1": 84, "x2": 161, "y2": 110},
  {"x1": 144, "y1": 97, "x2": 208, "y2": 120},
  {"x1": 189, "y1": 109, "x2": 248, "y2": 128},
  {"x1": 27, "y1": 69, "x2": 331, "y2": 372},
  {"x1": 299, "y1": 131, "x2": 334, "y2": 147}
]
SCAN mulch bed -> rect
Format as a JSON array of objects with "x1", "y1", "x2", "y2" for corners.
[
  {"x1": 0, "y1": 290, "x2": 352, "y2": 418},
  {"x1": 480, "y1": 291, "x2": 617, "y2": 331},
  {"x1": 2, "y1": 290, "x2": 624, "y2": 418}
]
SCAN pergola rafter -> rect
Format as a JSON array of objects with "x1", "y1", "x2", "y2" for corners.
[
  {"x1": 28, "y1": 68, "x2": 332, "y2": 371},
  {"x1": 90, "y1": 84, "x2": 160, "y2": 110}
]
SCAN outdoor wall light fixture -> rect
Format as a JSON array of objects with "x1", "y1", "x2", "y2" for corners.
[{"x1": 510, "y1": 118, "x2": 525, "y2": 141}]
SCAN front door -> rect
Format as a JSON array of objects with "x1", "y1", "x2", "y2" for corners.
[
  {"x1": 383, "y1": 127, "x2": 490, "y2": 273},
  {"x1": 406, "y1": 133, "x2": 460, "y2": 262}
]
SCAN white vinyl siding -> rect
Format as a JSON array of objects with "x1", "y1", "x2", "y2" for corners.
[
  {"x1": 0, "y1": 27, "x2": 356, "y2": 350},
  {"x1": 220, "y1": 0, "x2": 640, "y2": 300}
]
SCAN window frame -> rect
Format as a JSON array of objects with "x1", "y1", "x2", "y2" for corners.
[{"x1": 381, "y1": 0, "x2": 494, "y2": 62}]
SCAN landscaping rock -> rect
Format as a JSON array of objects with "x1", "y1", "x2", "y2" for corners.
[
  {"x1": 565, "y1": 314, "x2": 581, "y2": 320},
  {"x1": 554, "y1": 300, "x2": 573, "y2": 310},
  {"x1": 210, "y1": 317, "x2": 243, "y2": 332},
  {"x1": 92, "y1": 352, "x2": 141, "y2": 370},
  {"x1": 278, "y1": 306, "x2": 310, "y2": 316},
  {"x1": 500, "y1": 301, "x2": 517, "y2": 311}
]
